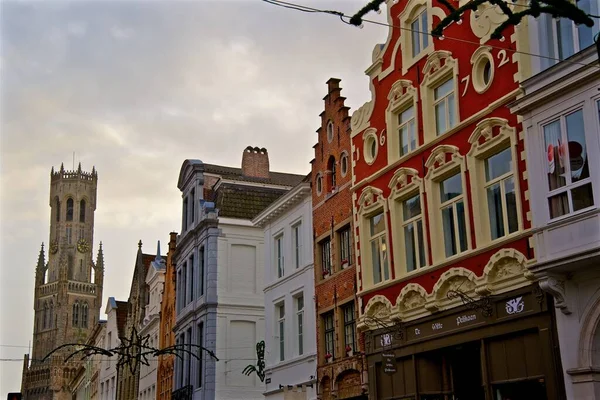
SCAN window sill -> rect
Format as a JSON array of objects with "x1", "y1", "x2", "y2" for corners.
[{"x1": 538, "y1": 206, "x2": 599, "y2": 232}]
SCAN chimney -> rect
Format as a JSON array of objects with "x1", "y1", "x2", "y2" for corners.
[{"x1": 241, "y1": 146, "x2": 270, "y2": 179}]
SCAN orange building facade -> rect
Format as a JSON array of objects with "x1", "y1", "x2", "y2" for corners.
[
  {"x1": 349, "y1": 2, "x2": 565, "y2": 399},
  {"x1": 157, "y1": 232, "x2": 178, "y2": 400},
  {"x1": 312, "y1": 79, "x2": 368, "y2": 400}
]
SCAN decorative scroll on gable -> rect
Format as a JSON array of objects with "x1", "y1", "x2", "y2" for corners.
[
  {"x1": 357, "y1": 186, "x2": 385, "y2": 214},
  {"x1": 468, "y1": 117, "x2": 516, "y2": 157},
  {"x1": 360, "y1": 295, "x2": 394, "y2": 330},
  {"x1": 388, "y1": 167, "x2": 421, "y2": 196},
  {"x1": 470, "y1": 3, "x2": 510, "y2": 44},
  {"x1": 425, "y1": 145, "x2": 463, "y2": 179},
  {"x1": 422, "y1": 50, "x2": 455, "y2": 78},
  {"x1": 387, "y1": 80, "x2": 417, "y2": 107}
]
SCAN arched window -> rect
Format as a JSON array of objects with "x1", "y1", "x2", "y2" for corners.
[
  {"x1": 328, "y1": 156, "x2": 337, "y2": 189},
  {"x1": 43, "y1": 302, "x2": 48, "y2": 329},
  {"x1": 48, "y1": 302, "x2": 54, "y2": 328},
  {"x1": 81, "y1": 302, "x2": 88, "y2": 328},
  {"x1": 66, "y1": 198, "x2": 74, "y2": 221},
  {"x1": 79, "y1": 199, "x2": 86, "y2": 223},
  {"x1": 72, "y1": 302, "x2": 79, "y2": 327},
  {"x1": 55, "y1": 198, "x2": 61, "y2": 222}
]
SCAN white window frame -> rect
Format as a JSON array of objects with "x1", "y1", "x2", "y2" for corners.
[
  {"x1": 386, "y1": 79, "x2": 419, "y2": 163},
  {"x1": 439, "y1": 172, "x2": 468, "y2": 258},
  {"x1": 425, "y1": 145, "x2": 471, "y2": 264},
  {"x1": 399, "y1": 0, "x2": 437, "y2": 74},
  {"x1": 433, "y1": 77, "x2": 457, "y2": 136},
  {"x1": 277, "y1": 303, "x2": 285, "y2": 362},
  {"x1": 275, "y1": 234, "x2": 284, "y2": 278},
  {"x1": 296, "y1": 294, "x2": 304, "y2": 356},
  {"x1": 542, "y1": 107, "x2": 595, "y2": 220},
  {"x1": 411, "y1": 9, "x2": 429, "y2": 58},
  {"x1": 369, "y1": 211, "x2": 390, "y2": 285},
  {"x1": 292, "y1": 222, "x2": 302, "y2": 269},
  {"x1": 467, "y1": 118, "x2": 522, "y2": 246}
]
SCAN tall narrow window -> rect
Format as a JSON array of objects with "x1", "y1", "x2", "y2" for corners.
[
  {"x1": 177, "y1": 270, "x2": 182, "y2": 312},
  {"x1": 544, "y1": 109, "x2": 594, "y2": 218},
  {"x1": 43, "y1": 302, "x2": 48, "y2": 329},
  {"x1": 182, "y1": 262, "x2": 187, "y2": 306},
  {"x1": 48, "y1": 302, "x2": 54, "y2": 328},
  {"x1": 296, "y1": 295, "x2": 304, "y2": 356},
  {"x1": 55, "y1": 198, "x2": 61, "y2": 222},
  {"x1": 66, "y1": 198, "x2": 74, "y2": 221},
  {"x1": 485, "y1": 148, "x2": 518, "y2": 239},
  {"x1": 79, "y1": 199, "x2": 86, "y2": 223},
  {"x1": 293, "y1": 223, "x2": 302, "y2": 268},
  {"x1": 73, "y1": 302, "x2": 79, "y2": 327},
  {"x1": 402, "y1": 193, "x2": 426, "y2": 271},
  {"x1": 323, "y1": 312, "x2": 335, "y2": 359},
  {"x1": 275, "y1": 235, "x2": 284, "y2": 278},
  {"x1": 329, "y1": 156, "x2": 337, "y2": 189},
  {"x1": 186, "y1": 327, "x2": 192, "y2": 386},
  {"x1": 369, "y1": 212, "x2": 389, "y2": 284},
  {"x1": 189, "y1": 253, "x2": 194, "y2": 302},
  {"x1": 399, "y1": 105, "x2": 417, "y2": 156},
  {"x1": 434, "y1": 78, "x2": 456, "y2": 135},
  {"x1": 339, "y1": 227, "x2": 352, "y2": 268},
  {"x1": 190, "y1": 189, "x2": 195, "y2": 224},
  {"x1": 411, "y1": 10, "x2": 429, "y2": 57},
  {"x1": 199, "y1": 247, "x2": 205, "y2": 297},
  {"x1": 343, "y1": 303, "x2": 356, "y2": 353},
  {"x1": 66, "y1": 226, "x2": 72, "y2": 245},
  {"x1": 182, "y1": 198, "x2": 188, "y2": 231},
  {"x1": 197, "y1": 322, "x2": 203, "y2": 387},
  {"x1": 82, "y1": 302, "x2": 88, "y2": 328},
  {"x1": 278, "y1": 303, "x2": 285, "y2": 361},
  {"x1": 440, "y1": 173, "x2": 468, "y2": 257},
  {"x1": 321, "y1": 238, "x2": 332, "y2": 276}
]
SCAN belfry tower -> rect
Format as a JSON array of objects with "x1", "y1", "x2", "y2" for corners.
[{"x1": 21, "y1": 163, "x2": 104, "y2": 400}]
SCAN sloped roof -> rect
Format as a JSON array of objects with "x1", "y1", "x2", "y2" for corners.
[
  {"x1": 213, "y1": 183, "x2": 289, "y2": 220},
  {"x1": 115, "y1": 301, "x2": 129, "y2": 339},
  {"x1": 204, "y1": 164, "x2": 304, "y2": 187}
]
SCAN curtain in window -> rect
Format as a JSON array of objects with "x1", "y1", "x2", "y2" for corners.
[{"x1": 544, "y1": 120, "x2": 569, "y2": 217}]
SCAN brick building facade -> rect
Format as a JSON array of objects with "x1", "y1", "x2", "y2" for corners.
[{"x1": 311, "y1": 79, "x2": 367, "y2": 400}]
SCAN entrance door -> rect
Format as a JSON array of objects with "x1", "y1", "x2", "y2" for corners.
[{"x1": 446, "y1": 342, "x2": 485, "y2": 400}]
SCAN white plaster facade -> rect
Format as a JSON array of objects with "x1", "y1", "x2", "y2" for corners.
[
  {"x1": 510, "y1": 26, "x2": 600, "y2": 399},
  {"x1": 99, "y1": 298, "x2": 123, "y2": 400},
  {"x1": 138, "y1": 246, "x2": 165, "y2": 400},
  {"x1": 253, "y1": 182, "x2": 317, "y2": 400}
]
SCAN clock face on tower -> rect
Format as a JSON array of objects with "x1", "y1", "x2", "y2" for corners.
[{"x1": 77, "y1": 239, "x2": 90, "y2": 253}]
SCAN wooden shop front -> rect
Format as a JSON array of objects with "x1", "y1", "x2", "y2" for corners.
[{"x1": 364, "y1": 286, "x2": 565, "y2": 400}]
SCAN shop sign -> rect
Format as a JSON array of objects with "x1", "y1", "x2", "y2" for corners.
[
  {"x1": 505, "y1": 296, "x2": 525, "y2": 315},
  {"x1": 380, "y1": 333, "x2": 393, "y2": 347},
  {"x1": 406, "y1": 310, "x2": 484, "y2": 342},
  {"x1": 381, "y1": 352, "x2": 397, "y2": 375}
]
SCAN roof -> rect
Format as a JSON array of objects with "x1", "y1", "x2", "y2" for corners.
[
  {"x1": 115, "y1": 301, "x2": 129, "y2": 339},
  {"x1": 213, "y1": 183, "x2": 289, "y2": 220},
  {"x1": 204, "y1": 163, "x2": 304, "y2": 187}
]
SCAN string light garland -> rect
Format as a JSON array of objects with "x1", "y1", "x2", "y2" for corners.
[
  {"x1": 349, "y1": 0, "x2": 596, "y2": 40},
  {"x1": 261, "y1": 0, "x2": 600, "y2": 68}
]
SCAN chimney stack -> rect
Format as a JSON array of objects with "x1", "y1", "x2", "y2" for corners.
[{"x1": 241, "y1": 146, "x2": 270, "y2": 179}]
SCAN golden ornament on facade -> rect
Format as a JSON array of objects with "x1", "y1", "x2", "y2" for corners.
[
  {"x1": 77, "y1": 239, "x2": 90, "y2": 253},
  {"x1": 50, "y1": 240, "x2": 58, "y2": 254}
]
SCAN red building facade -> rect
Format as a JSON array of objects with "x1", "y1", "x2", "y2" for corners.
[
  {"x1": 350, "y1": 2, "x2": 565, "y2": 399},
  {"x1": 312, "y1": 79, "x2": 368, "y2": 400}
]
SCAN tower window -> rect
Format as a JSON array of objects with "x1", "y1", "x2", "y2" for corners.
[
  {"x1": 81, "y1": 302, "x2": 88, "y2": 328},
  {"x1": 72, "y1": 302, "x2": 79, "y2": 327},
  {"x1": 55, "y1": 198, "x2": 60, "y2": 222},
  {"x1": 79, "y1": 200, "x2": 86, "y2": 222},
  {"x1": 66, "y1": 198, "x2": 74, "y2": 221}
]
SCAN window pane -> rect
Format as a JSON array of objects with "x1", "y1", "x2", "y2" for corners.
[
  {"x1": 435, "y1": 79, "x2": 453, "y2": 99},
  {"x1": 556, "y1": 18, "x2": 575, "y2": 59},
  {"x1": 298, "y1": 313, "x2": 303, "y2": 355},
  {"x1": 543, "y1": 120, "x2": 566, "y2": 190},
  {"x1": 370, "y1": 212, "x2": 385, "y2": 235},
  {"x1": 400, "y1": 125, "x2": 410, "y2": 156},
  {"x1": 487, "y1": 183, "x2": 505, "y2": 240},
  {"x1": 572, "y1": 182, "x2": 594, "y2": 211},
  {"x1": 457, "y1": 201, "x2": 468, "y2": 252},
  {"x1": 297, "y1": 296, "x2": 303, "y2": 311},
  {"x1": 435, "y1": 101, "x2": 447, "y2": 135},
  {"x1": 440, "y1": 173, "x2": 463, "y2": 202},
  {"x1": 403, "y1": 194, "x2": 421, "y2": 220},
  {"x1": 485, "y1": 148, "x2": 512, "y2": 181},
  {"x1": 399, "y1": 106, "x2": 414, "y2": 124},
  {"x1": 404, "y1": 224, "x2": 416, "y2": 272},
  {"x1": 411, "y1": 19, "x2": 421, "y2": 57},
  {"x1": 421, "y1": 12, "x2": 429, "y2": 48},
  {"x1": 448, "y1": 93, "x2": 456, "y2": 128},
  {"x1": 372, "y1": 240, "x2": 382, "y2": 283},
  {"x1": 382, "y1": 237, "x2": 389, "y2": 280},
  {"x1": 442, "y1": 206, "x2": 456, "y2": 257},
  {"x1": 577, "y1": 0, "x2": 595, "y2": 49},
  {"x1": 505, "y1": 177, "x2": 519, "y2": 234},
  {"x1": 565, "y1": 110, "x2": 589, "y2": 182},
  {"x1": 548, "y1": 192, "x2": 569, "y2": 219},
  {"x1": 417, "y1": 219, "x2": 426, "y2": 268}
]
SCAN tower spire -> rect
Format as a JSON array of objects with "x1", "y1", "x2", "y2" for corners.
[
  {"x1": 96, "y1": 241, "x2": 104, "y2": 270},
  {"x1": 37, "y1": 243, "x2": 45, "y2": 270},
  {"x1": 155, "y1": 240, "x2": 162, "y2": 262}
]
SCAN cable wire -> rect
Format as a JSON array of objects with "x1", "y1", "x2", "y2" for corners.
[{"x1": 261, "y1": 0, "x2": 600, "y2": 69}]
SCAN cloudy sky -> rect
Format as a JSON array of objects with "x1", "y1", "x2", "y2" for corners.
[{"x1": 0, "y1": 0, "x2": 388, "y2": 394}]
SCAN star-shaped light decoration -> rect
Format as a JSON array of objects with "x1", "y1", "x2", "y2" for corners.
[{"x1": 43, "y1": 326, "x2": 219, "y2": 375}]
